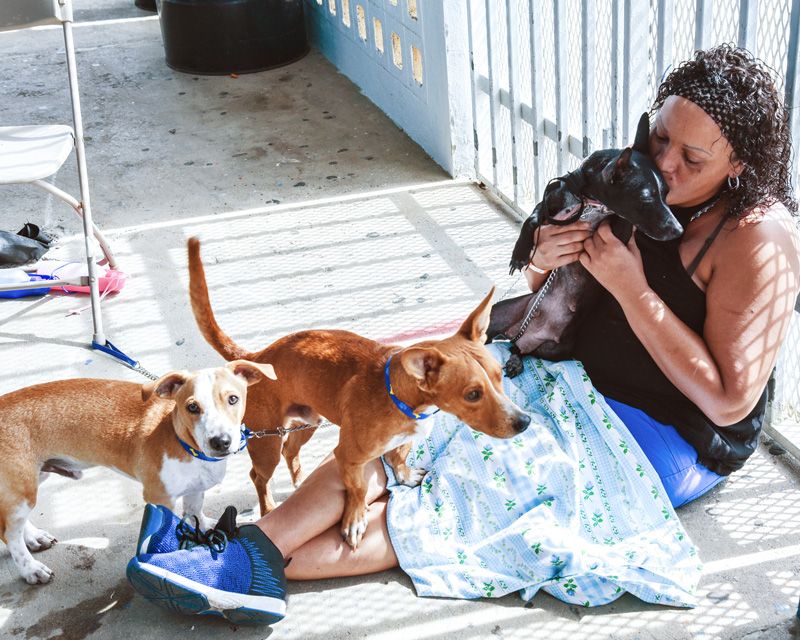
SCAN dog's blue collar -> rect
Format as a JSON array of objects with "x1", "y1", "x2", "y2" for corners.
[
  {"x1": 177, "y1": 426, "x2": 249, "y2": 462},
  {"x1": 384, "y1": 355, "x2": 439, "y2": 420}
]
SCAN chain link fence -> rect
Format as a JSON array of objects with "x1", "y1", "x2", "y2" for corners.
[{"x1": 466, "y1": 0, "x2": 800, "y2": 431}]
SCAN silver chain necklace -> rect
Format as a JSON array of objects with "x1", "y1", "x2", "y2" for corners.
[{"x1": 689, "y1": 196, "x2": 721, "y2": 223}]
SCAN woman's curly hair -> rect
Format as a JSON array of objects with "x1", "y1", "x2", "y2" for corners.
[{"x1": 651, "y1": 44, "x2": 797, "y2": 218}]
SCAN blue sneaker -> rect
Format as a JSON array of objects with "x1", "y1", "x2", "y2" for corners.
[
  {"x1": 127, "y1": 521, "x2": 287, "y2": 625},
  {"x1": 136, "y1": 504, "x2": 196, "y2": 555},
  {"x1": 136, "y1": 504, "x2": 238, "y2": 555}
]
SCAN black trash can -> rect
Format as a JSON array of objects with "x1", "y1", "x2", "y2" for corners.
[
  {"x1": 157, "y1": 0, "x2": 309, "y2": 75},
  {"x1": 135, "y1": 0, "x2": 157, "y2": 12}
]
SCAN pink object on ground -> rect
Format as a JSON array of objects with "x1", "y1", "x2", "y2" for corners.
[{"x1": 35, "y1": 261, "x2": 127, "y2": 294}]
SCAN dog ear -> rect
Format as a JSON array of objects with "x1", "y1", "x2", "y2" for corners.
[
  {"x1": 227, "y1": 360, "x2": 277, "y2": 385},
  {"x1": 632, "y1": 112, "x2": 650, "y2": 152},
  {"x1": 610, "y1": 147, "x2": 633, "y2": 184},
  {"x1": 142, "y1": 371, "x2": 191, "y2": 401},
  {"x1": 400, "y1": 347, "x2": 446, "y2": 390},
  {"x1": 458, "y1": 286, "x2": 495, "y2": 342}
]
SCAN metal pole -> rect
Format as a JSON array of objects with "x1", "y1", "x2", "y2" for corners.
[
  {"x1": 786, "y1": 0, "x2": 800, "y2": 193},
  {"x1": 62, "y1": 14, "x2": 106, "y2": 345},
  {"x1": 553, "y1": 0, "x2": 568, "y2": 172},
  {"x1": 694, "y1": 0, "x2": 712, "y2": 51},
  {"x1": 738, "y1": 0, "x2": 759, "y2": 54},
  {"x1": 581, "y1": 0, "x2": 597, "y2": 157},
  {"x1": 528, "y1": 0, "x2": 544, "y2": 200}
]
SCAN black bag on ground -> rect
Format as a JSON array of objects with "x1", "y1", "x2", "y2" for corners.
[{"x1": 0, "y1": 224, "x2": 52, "y2": 266}]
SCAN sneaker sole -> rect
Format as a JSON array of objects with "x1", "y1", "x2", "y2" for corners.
[{"x1": 126, "y1": 557, "x2": 285, "y2": 626}]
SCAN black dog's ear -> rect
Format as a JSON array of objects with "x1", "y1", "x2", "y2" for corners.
[
  {"x1": 610, "y1": 147, "x2": 633, "y2": 184},
  {"x1": 632, "y1": 112, "x2": 650, "y2": 152}
]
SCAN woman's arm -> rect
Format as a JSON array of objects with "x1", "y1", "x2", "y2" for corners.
[
  {"x1": 581, "y1": 207, "x2": 800, "y2": 425},
  {"x1": 523, "y1": 221, "x2": 593, "y2": 291}
]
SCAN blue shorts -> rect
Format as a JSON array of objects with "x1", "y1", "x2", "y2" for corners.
[{"x1": 605, "y1": 397, "x2": 725, "y2": 508}]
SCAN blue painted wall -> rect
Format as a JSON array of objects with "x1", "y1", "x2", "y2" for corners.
[{"x1": 304, "y1": 0, "x2": 456, "y2": 174}]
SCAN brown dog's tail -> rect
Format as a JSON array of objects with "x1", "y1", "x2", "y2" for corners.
[{"x1": 187, "y1": 237, "x2": 252, "y2": 361}]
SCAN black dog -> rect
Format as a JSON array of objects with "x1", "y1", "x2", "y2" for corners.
[{"x1": 488, "y1": 112, "x2": 683, "y2": 376}]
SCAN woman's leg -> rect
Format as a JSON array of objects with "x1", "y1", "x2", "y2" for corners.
[
  {"x1": 285, "y1": 496, "x2": 398, "y2": 580},
  {"x1": 605, "y1": 397, "x2": 725, "y2": 508},
  {"x1": 254, "y1": 453, "x2": 393, "y2": 564}
]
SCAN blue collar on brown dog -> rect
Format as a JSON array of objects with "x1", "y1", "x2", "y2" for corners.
[
  {"x1": 177, "y1": 426, "x2": 249, "y2": 462},
  {"x1": 384, "y1": 355, "x2": 439, "y2": 420}
]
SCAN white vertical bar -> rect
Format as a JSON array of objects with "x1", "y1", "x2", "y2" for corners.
[
  {"x1": 738, "y1": 0, "x2": 759, "y2": 55},
  {"x1": 528, "y1": 0, "x2": 544, "y2": 199},
  {"x1": 610, "y1": 0, "x2": 623, "y2": 146},
  {"x1": 553, "y1": 0, "x2": 568, "y2": 172},
  {"x1": 695, "y1": 0, "x2": 712, "y2": 51},
  {"x1": 581, "y1": 0, "x2": 597, "y2": 157},
  {"x1": 505, "y1": 0, "x2": 522, "y2": 206},
  {"x1": 622, "y1": 0, "x2": 631, "y2": 137},
  {"x1": 443, "y1": 1, "x2": 477, "y2": 178},
  {"x1": 623, "y1": 0, "x2": 650, "y2": 139},
  {"x1": 468, "y1": 0, "x2": 492, "y2": 182},
  {"x1": 786, "y1": 0, "x2": 800, "y2": 189},
  {"x1": 656, "y1": 0, "x2": 674, "y2": 83},
  {"x1": 466, "y1": 0, "x2": 480, "y2": 179},
  {"x1": 484, "y1": 0, "x2": 500, "y2": 188}
]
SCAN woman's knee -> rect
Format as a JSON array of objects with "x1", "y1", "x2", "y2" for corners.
[{"x1": 305, "y1": 454, "x2": 389, "y2": 502}]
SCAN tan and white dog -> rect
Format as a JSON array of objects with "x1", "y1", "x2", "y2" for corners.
[{"x1": 0, "y1": 360, "x2": 274, "y2": 585}]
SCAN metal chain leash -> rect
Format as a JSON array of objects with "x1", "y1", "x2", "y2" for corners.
[
  {"x1": 509, "y1": 267, "x2": 558, "y2": 343},
  {"x1": 498, "y1": 270, "x2": 525, "y2": 302},
  {"x1": 245, "y1": 418, "x2": 337, "y2": 438},
  {"x1": 131, "y1": 362, "x2": 160, "y2": 381},
  {"x1": 102, "y1": 339, "x2": 337, "y2": 437},
  {"x1": 122, "y1": 354, "x2": 337, "y2": 438}
]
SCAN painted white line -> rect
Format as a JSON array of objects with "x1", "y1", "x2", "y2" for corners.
[
  {"x1": 100, "y1": 178, "x2": 473, "y2": 235},
  {"x1": 14, "y1": 16, "x2": 160, "y2": 33},
  {"x1": 74, "y1": 16, "x2": 160, "y2": 28},
  {"x1": 702, "y1": 543, "x2": 800, "y2": 574}
]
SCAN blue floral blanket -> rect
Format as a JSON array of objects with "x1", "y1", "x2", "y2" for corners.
[{"x1": 383, "y1": 344, "x2": 701, "y2": 607}]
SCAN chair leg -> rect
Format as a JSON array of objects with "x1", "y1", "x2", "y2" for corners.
[
  {"x1": 32, "y1": 181, "x2": 117, "y2": 269},
  {"x1": 62, "y1": 20, "x2": 107, "y2": 346}
]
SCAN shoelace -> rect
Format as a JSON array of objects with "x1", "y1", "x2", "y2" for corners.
[{"x1": 175, "y1": 515, "x2": 230, "y2": 554}]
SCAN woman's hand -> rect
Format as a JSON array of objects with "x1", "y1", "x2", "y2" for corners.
[
  {"x1": 579, "y1": 220, "x2": 648, "y2": 299},
  {"x1": 529, "y1": 221, "x2": 593, "y2": 271}
]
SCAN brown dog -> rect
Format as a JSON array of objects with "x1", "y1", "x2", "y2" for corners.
[
  {"x1": 0, "y1": 360, "x2": 273, "y2": 584},
  {"x1": 187, "y1": 237, "x2": 531, "y2": 548}
]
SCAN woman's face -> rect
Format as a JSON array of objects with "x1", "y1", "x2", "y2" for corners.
[{"x1": 649, "y1": 95, "x2": 742, "y2": 207}]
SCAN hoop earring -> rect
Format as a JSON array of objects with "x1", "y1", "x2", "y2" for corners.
[{"x1": 727, "y1": 175, "x2": 740, "y2": 190}]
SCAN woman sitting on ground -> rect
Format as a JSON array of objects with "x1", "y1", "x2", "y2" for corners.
[{"x1": 125, "y1": 44, "x2": 800, "y2": 626}]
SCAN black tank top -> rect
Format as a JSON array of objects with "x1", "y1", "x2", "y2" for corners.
[{"x1": 573, "y1": 202, "x2": 765, "y2": 475}]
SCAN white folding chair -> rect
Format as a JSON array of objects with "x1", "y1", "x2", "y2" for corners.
[{"x1": 0, "y1": 0, "x2": 117, "y2": 348}]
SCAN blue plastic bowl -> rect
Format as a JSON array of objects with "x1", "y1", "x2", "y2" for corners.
[{"x1": 0, "y1": 274, "x2": 54, "y2": 299}]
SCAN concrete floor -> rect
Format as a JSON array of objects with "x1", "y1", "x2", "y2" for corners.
[{"x1": 1, "y1": 2, "x2": 799, "y2": 638}]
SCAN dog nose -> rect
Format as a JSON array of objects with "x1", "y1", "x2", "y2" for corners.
[
  {"x1": 209, "y1": 434, "x2": 232, "y2": 451},
  {"x1": 513, "y1": 413, "x2": 531, "y2": 433}
]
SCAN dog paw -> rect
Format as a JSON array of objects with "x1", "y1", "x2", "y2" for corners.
[
  {"x1": 508, "y1": 256, "x2": 528, "y2": 275},
  {"x1": 24, "y1": 525, "x2": 57, "y2": 552},
  {"x1": 21, "y1": 559, "x2": 53, "y2": 585},
  {"x1": 340, "y1": 512, "x2": 368, "y2": 550},
  {"x1": 504, "y1": 354, "x2": 524, "y2": 378},
  {"x1": 189, "y1": 511, "x2": 217, "y2": 531},
  {"x1": 397, "y1": 467, "x2": 427, "y2": 487}
]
